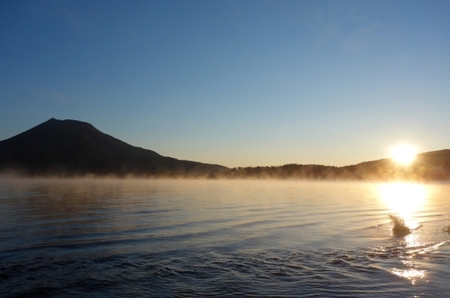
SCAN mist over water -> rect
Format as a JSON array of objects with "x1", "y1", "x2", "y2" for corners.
[{"x1": 1, "y1": 179, "x2": 450, "y2": 297}]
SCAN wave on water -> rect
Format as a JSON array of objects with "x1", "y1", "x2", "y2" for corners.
[
  {"x1": 1, "y1": 228, "x2": 449, "y2": 298},
  {"x1": 2, "y1": 242, "x2": 449, "y2": 297},
  {"x1": 0, "y1": 247, "x2": 423, "y2": 297},
  {"x1": 443, "y1": 223, "x2": 450, "y2": 233},
  {"x1": 388, "y1": 214, "x2": 413, "y2": 236}
]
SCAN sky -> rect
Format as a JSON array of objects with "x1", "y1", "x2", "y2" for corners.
[{"x1": 1, "y1": 0, "x2": 449, "y2": 168}]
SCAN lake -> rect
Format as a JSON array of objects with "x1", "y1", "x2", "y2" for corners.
[{"x1": 1, "y1": 178, "x2": 450, "y2": 297}]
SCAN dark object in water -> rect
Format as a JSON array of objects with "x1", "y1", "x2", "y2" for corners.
[
  {"x1": 443, "y1": 224, "x2": 450, "y2": 233},
  {"x1": 389, "y1": 214, "x2": 411, "y2": 236}
]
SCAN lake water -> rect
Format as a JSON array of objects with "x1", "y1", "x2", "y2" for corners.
[{"x1": 1, "y1": 179, "x2": 450, "y2": 297}]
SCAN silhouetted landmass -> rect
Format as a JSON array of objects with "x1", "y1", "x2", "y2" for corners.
[
  {"x1": 0, "y1": 118, "x2": 228, "y2": 177},
  {"x1": 1, "y1": 118, "x2": 450, "y2": 180},
  {"x1": 222, "y1": 150, "x2": 450, "y2": 181}
]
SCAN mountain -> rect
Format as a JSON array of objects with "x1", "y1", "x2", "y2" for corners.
[
  {"x1": 223, "y1": 150, "x2": 450, "y2": 181},
  {"x1": 0, "y1": 118, "x2": 228, "y2": 177},
  {"x1": 346, "y1": 149, "x2": 450, "y2": 180}
]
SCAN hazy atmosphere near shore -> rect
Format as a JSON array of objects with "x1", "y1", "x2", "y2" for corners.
[{"x1": 1, "y1": 0, "x2": 450, "y2": 167}]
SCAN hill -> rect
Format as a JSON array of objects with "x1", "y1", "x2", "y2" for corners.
[
  {"x1": 222, "y1": 150, "x2": 450, "y2": 181},
  {"x1": 0, "y1": 118, "x2": 228, "y2": 177}
]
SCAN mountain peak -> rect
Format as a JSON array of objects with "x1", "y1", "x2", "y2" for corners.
[
  {"x1": 0, "y1": 119, "x2": 228, "y2": 177},
  {"x1": 42, "y1": 118, "x2": 95, "y2": 129}
]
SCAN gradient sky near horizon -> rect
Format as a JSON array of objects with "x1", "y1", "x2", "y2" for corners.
[{"x1": 1, "y1": 0, "x2": 449, "y2": 168}]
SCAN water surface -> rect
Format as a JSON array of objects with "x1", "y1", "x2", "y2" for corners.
[{"x1": 1, "y1": 179, "x2": 450, "y2": 297}]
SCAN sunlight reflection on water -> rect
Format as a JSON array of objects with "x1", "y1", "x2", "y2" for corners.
[
  {"x1": 378, "y1": 182, "x2": 428, "y2": 225},
  {"x1": 392, "y1": 266, "x2": 426, "y2": 285},
  {"x1": 376, "y1": 183, "x2": 443, "y2": 285}
]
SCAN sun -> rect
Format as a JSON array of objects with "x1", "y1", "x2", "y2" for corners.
[{"x1": 390, "y1": 144, "x2": 417, "y2": 165}]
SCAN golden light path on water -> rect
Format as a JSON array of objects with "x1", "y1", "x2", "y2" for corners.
[
  {"x1": 378, "y1": 182, "x2": 428, "y2": 223},
  {"x1": 378, "y1": 182, "x2": 429, "y2": 285}
]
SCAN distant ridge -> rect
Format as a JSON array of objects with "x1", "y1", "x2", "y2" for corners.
[
  {"x1": 0, "y1": 118, "x2": 228, "y2": 177},
  {"x1": 223, "y1": 150, "x2": 450, "y2": 181}
]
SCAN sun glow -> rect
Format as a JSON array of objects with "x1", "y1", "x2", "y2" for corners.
[
  {"x1": 379, "y1": 182, "x2": 428, "y2": 222},
  {"x1": 390, "y1": 144, "x2": 417, "y2": 165}
]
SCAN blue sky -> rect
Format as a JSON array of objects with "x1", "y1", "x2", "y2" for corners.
[{"x1": 1, "y1": 0, "x2": 449, "y2": 167}]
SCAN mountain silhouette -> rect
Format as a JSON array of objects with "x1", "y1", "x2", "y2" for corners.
[
  {"x1": 223, "y1": 150, "x2": 450, "y2": 181},
  {"x1": 0, "y1": 118, "x2": 228, "y2": 177},
  {"x1": 337, "y1": 149, "x2": 450, "y2": 180}
]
